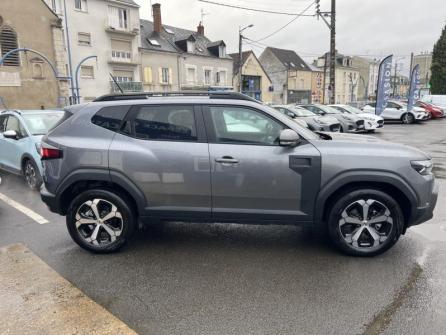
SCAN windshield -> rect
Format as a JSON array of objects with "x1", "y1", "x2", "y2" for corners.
[
  {"x1": 263, "y1": 105, "x2": 318, "y2": 140},
  {"x1": 288, "y1": 106, "x2": 316, "y2": 117},
  {"x1": 339, "y1": 105, "x2": 363, "y2": 114},
  {"x1": 315, "y1": 104, "x2": 341, "y2": 114},
  {"x1": 22, "y1": 112, "x2": 65, "y2": 135}
]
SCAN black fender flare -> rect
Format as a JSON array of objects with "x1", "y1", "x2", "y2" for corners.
[
  {"x1": 313, "y1": 170, "x2": 419, "y2": 227},
  {"x1": 56, "y1": 168, "x2": 147, "y2": 214},
  {"x1": 20, "y1": 153, "x2": 40, "y2": 175}
]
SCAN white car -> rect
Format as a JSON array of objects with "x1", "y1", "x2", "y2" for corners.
[
  {"x1": 330, "y1": 104, "x2": 384, "y2": 132},
  {"x1": 362, "y1": 101, "x2": 429, "y2": 124}
]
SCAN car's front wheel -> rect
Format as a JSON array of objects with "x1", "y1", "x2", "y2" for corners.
[
  {"x1": 401, "y1": 113, "x2": 415, "y2": 124},
  {"x1": 24, "y1": 159, "x2": 42, "y2": 190},
  {"x1": 66, "y1": 189, "x2": 136, "y2": 253},
  {"x1": 327, "y1": 189, "x2": 403, "y2": 256}
]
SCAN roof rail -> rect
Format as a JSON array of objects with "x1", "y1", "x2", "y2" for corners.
[{"x1": 93, "y1": 91, "x2": 261, "y2": 103}]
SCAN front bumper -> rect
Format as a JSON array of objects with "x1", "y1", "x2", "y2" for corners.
[{"x1": 408, "y1": 180, "x2": 439, "y2": 227}]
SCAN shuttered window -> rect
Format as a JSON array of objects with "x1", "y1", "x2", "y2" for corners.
[{"x1": 0, "y1": 26, "x2": 19, "y2": 66}]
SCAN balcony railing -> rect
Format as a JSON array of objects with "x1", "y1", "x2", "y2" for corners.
[
  {"x1": 110, "y1": 81, "x2": 143, "y2": 93},
  {"x1": 105, "y1": 19, "x2": 139, "y2": 35}
]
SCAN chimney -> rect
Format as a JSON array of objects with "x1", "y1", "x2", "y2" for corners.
[
  {"x1": 197, "y1": 21, "x2": 204, "y2": 35},
  {"x1": 152, "y1": 3, "x2": 162, "y2": 33}
]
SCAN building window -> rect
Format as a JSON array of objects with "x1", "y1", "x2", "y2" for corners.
[
  {"x1": 204, "y1": 69, "x2": 212, "y2": 85},
  {"x1": 216, "y1": 70, "x2": 227, "y2": 86},
  {"x1": 143, "y1": 67, "x2": 152, "y2": 84},
  {"x1": 160, "y1": 67, "x2": 170, "y2": 84},
  {"x1": 108, "y1": 6, "x2": 128, "y2": 30},
  {"x1": 74, "y1": 0, "x2": 87, "y2": 12},
  {"x1": 187, "y1": 40, "x2": 195, "y2": 53},
  {"x1": 81, "y1": 65, "x2": 94, "y2": 79},
  {"x1": 111, "y1": 39, "x2": 132, "y2": 62},
  {"x1": 0, "y1": 26, "x2": 20, "y2": 66},
  {"x1": 218, "y1": 45, "x2": 226, "y2": 58},
  {"x1": 78, "y1": 32, "x2": 91, "y2": 46},
  {"x1": 113, "y1": 70, "x2": 133, "y2": 82},
  {"x1": 186, "y1": 66, "x2": 196, "y2": 85}
]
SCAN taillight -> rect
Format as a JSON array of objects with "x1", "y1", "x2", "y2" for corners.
[{"x1": 40, "y1": 147, "x2": 63, "y2": 160}]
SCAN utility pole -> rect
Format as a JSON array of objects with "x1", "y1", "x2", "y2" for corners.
[
  {"x1": 238, "y1": 24, "x2": 254, "y2": 93},
  {"x1": 316, "y1": 0, "x2": 336, "y2": 104},
  {"x1": 329, "y1": 0, "x2": 336, "y2": 104}
]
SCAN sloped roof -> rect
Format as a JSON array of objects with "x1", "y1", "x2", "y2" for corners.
[
  {"x1": 228, "y1": 50, "x2": 272, "y2": 82},
  {"x1": 114, "y1": 0, "x2": 139, "y2": 6},
  {"x1": 307, "y1": 63, "x2": 323, "y2": 72},
  {"x1": 140, "y1": 20, "x2": 231, "y2": 59},
  {"x1": 267, "y1": 47, "x2": 312, "y2": 71}
]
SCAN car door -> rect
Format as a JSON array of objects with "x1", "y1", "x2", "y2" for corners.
[
  {"x1": 0, "y1": 115, "x2": 28, "y2": 173},
  {"x1": 203, "y1": 104, "x2": 321, "y2": 223},
  {"x1": 382, "y1": 102, "x2": 401, "y2": 119},
  {"x1": 108, "y1": 104, "x2": 212, "y2": 220}
]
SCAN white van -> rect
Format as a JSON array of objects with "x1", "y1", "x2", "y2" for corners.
[{"x1": 421, "y1": 95, "x2": 446, "y2": 109}]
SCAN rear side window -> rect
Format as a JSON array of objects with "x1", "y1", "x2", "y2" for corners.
[
  {"x1": 133, "y1": 105, "x2": 197, "y2": 141},
  {"x1": 91, "y1": 106, "x2": 130, "y2": 132}
]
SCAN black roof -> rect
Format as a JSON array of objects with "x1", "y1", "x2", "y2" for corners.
[
  {"x1": 267, "y1": 47, "x2": 312, "y2": 71},
  {"x1": 140, "y1": 20, "x2": 231, "y2": 59},
  {"x1": 93, "y1": 91, "x2": 260, "y2": 103}
]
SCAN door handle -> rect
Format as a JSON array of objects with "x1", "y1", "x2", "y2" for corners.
[{"x1": 215, "y1": 156, "x2": 239, "y2": 164}]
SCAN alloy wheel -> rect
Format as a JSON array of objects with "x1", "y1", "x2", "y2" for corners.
[
  {"x1": 25, "y1": 162, "x2": 37, "y2": 189},
  {"x1": 338, "y1": 199, "x2": 393, "y2": 251},
  {"x1": 75, "y1": 198, "x2": 124, "y2": 246}
]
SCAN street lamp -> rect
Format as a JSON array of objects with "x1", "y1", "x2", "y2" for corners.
[{"x1": 238, "y1": 24, "x2": 254, "y2": 93}]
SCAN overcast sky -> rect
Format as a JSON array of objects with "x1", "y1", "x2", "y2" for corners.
[{"x1": 135, "y1": 0, "x2": 445, "y2": 75}]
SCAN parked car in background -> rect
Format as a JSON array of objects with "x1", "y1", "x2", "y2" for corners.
[
  {"x1": 39, "y1": 91, "x2": 438, "y2": 256},
  {"x1": 362, "y1": 101, "x2": 429, "y2": 124},
  {"x1": 272, "y1": 105, "x2": 341, "y2": 132},
  {"x1": 416, "y1": 101, "x2": 444, "y2": 119},
  {"x1": 299, "y1": 104, "x2": 365, "y2": 133},
  {"x1": 330, "y1": 104, "x2": 384, "y2": 132},
  {"x1": 421, "y1": 95, "x2": 446, "y2": 111},
  {"x1": 0, "y1": 110, "x2": 66, "y2": 189}
]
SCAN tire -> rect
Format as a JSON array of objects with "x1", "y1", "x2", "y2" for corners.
[
  {"x1": 66, "y1": 189, "x2": 136, "y2": 253},
  {"x1": 24, "y1": 159, "x2": 42, "y2": 190},
  {"x1": 340, "y1": 126, "x2": 344, "y2": 133},
  {"x1": 367, "y1": 129, "x2": 375, "y2": 133},
  {"x1": 327, "y1": 189, "x2": 404, "y2": 257},
  {"x1": 401, "y1": 113, "x2": 414, "y2": 124}
]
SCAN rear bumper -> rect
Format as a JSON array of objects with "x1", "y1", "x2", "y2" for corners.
[
  {"x1": 408, "y1": 180, "x2": 439, "y2": 227},
  {"x1": 40, "y1": 184, "x2": 60, "y2": 214}
]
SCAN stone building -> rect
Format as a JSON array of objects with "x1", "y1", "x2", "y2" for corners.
[
  {"x1": 308, "y1": 64, "x2": 324, "y2": 103},
  {"x1": 229, "y1": 50, "x2": 272, "y2": 103},
  {"x1": 0, "y1": 0, "x2": 69, "y2": 109},
  {"x1": 139, "y1": 3, "x2": 232, "y2": 92},
  {"x1": 412, "y1": 52, "x2": 432, "y2": 88},
  {"x1": 352, "y1": 56, "x2": 379, "y2": 101},
  {"x1": 259, "y1": 47, "x2": 313, "y2": 104}
]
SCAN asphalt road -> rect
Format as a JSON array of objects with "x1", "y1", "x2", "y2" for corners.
[{"x1": 0, "y1": 118, "x2": 445, "y2": 335}]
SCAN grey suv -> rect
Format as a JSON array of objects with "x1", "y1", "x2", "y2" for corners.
[{"x1": 40, "y1": 92, "x2": 438, "y2": 256}]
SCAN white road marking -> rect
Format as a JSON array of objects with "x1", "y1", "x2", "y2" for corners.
[{"x1": 0, "y1": 192, "x2": 49, "y2": 224}]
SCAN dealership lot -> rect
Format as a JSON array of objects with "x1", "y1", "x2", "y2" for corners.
[{"x1": 1, "y1": 119, "x2": 446, "y2": 335}]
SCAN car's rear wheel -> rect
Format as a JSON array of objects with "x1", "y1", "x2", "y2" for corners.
[
  {"x1": 327, "y1": 189, "x2": 403, "y2": 256},
  {"x1": 401, "y1": 113, "x2": 414, "y2": 124},
  {"x1": 66, "y1": 189, "x2": 136, "y2": 253},
  {"x1": 24, "y1": 159, "x2": 42, "y2": 190}
]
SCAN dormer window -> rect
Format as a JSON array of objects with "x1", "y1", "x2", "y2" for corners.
[
  {"x1": 218, "y1": 45, "x2": 226, "y2": 58},
  {"x1": 187, "y1": 40, "x2": 195, "y2": 53}
]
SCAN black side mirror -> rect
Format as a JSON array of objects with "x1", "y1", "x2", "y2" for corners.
[{"x1": 3, "y1": 130, "x2": 18, "y2": 140}]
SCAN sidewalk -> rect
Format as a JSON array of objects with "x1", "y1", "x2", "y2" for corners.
[{"x1": 0, "y1": 244, "x2": 137, "y2": 335}]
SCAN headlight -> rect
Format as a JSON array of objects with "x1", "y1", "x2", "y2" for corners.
[
  {"x1": 314, "y1": 117, "x2": 326, "y2": 125},
  {"x1": 411, "y1": 160, "x2": 433, "y2": 175}
]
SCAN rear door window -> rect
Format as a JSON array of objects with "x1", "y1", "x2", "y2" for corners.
[
  {"x1": 92, "y1": 106, "x2": 131, "y2": 132},
  {"x1": 132, "y1": 105, "x2": 197, "y2": 142},
  {"x1": 0, "y1": 115, "x2": 7, "y2": 133}
]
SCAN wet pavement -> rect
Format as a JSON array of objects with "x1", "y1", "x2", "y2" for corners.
[{"x1": 0, "y1": 118, "x2": 445, "y2": 335}]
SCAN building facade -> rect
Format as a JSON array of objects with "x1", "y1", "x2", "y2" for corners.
[
  {"x1": 308, "y1": 64, "x2": 324, "y2": 103},
  {"x1": 413, "y1": 52, "x2": 432, "y2": 88},
  {"x1": 139, "y1": 4, "x2": 232, "y2": 93},
  {"x1": 229, "y1": 50, "x2": 272, "y2": 103},
  {"x1": 45, "y1": 0, "x2": 142, "y2": 102},
  {"x1": 352, "y1": 56, "x2": 379, "y2": 101},
  {"x1": 316, "y1": 53, "x2": 360, "y2": 104},
  {"x1": 0, "y1": 0, "x2": 69, "y2": 109},
  {"x1": 259, "y1": 47, "x2": 312, "y2": 104}
]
